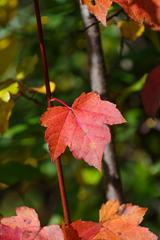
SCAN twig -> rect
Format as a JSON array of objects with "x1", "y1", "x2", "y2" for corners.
[
  {"x1": 107, "y1": 8, "x2": 123, "y2": 21},
  {"x1": 33, "y1": 0, "x2": 71, "y2": 225},
  {"x1": 19, "y1": 90, "x2": 42, "y2": 105},
  {"x1": 81, "y1": 8, "x2": 122, "y2": 33}
]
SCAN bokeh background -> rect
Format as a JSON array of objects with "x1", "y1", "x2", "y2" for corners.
[{"x1": 0, "y1": 0, "x2": 160, "y2": 235}]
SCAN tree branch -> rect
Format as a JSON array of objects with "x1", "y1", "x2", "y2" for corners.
[
  {"x1": 79, "y1": 2, "x2": 123, "y2": 202},
  {"x1": 33, "y1": 0, "x2": 71, "y2": 225}
]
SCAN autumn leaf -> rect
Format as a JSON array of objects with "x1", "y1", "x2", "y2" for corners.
[
  {"x1": 94, "y1": 200, "x2": 158, "y2": 240},
  {"x1": 99, "y1": 199, "x2": 147, "y2": 225},
  {"x1": 41, "y1": 92, "x2": 125, "y2": 170},
  {"x1": 141, "y1": 65, "x2": 160, "y2": 117},
  {"x1": 29, "y1": 82, "x2": 56, "y2": 94},
  {"x1": 0, "y1": 206, "x2": 64, "y2": 240},
  {"x1": 81, "y1": 0, "x2": 112, "y2": 25},
  {"x1": 0, "y1": 80, "x2": 19, "y2": 102}
]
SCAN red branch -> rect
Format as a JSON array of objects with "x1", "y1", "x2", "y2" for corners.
[{"x1": 33, "y1": 0, "x2": 71, "y2": 225}]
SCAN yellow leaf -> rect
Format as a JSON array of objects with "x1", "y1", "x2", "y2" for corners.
[
  {"x1": 30, "y1": 82, "x2": 56, "y2": 94},
  {"x1": 0, "y1": 90, "x2": 10, "y2": 102},
  {"x1": 0, "y1": 99, "x2": 14, "y2": 134},
  {"x1": 0, "y1": 81, "x2": 19, "y2": 102},
  {"x1": 118, "y1": 20, "x2": 145, "y2": 41}
]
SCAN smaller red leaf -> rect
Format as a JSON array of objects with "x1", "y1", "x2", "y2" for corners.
[{"x1": 141, "y1": 65, "x2": 160, "y2": 117}]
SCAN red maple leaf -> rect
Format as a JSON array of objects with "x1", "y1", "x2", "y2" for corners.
[
  {"x1": 41, "y1": 92, "x2": 125, "y2": 170},
  {"x1": 82, "y1": 0, "x2": 160, "y2": 31},
  {"x1": 141, "y1": 65, "x2": 160, "y2": 117}
]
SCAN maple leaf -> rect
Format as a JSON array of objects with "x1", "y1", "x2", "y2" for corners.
[
  {"x1": 41, "y1": 92, "x2": 125, "y2": 170},
  {"x1": 94, "y1": 200, "x2": 158, "y2": 240},
  {"x1": 0, "y1": 206, "x2": 64, "y2": 240},
  {"x1": 82, "y1": 0, "x2": 160, "y2": 31},
  {"x1": 81, "y1": 0, "x2": 112, "y2": 25},
  {"x1": 141, "y1": 65, "x2": 160, "y2": 117}
]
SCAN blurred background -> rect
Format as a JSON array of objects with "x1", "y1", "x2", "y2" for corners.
[{"x1": 0, "y1": 0, "x2": 160, "y2": 235}]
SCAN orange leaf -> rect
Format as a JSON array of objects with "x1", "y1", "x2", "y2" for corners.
[
  {"x1": 99, "y1": 199, "x2": 120, "y2": 222},
  {"x1": 82, "y1": 0, "x2": 112, "y2": 25},
  {"x1": 94, "y1": 200, "x2": 158, "y2": 240},
  {"x1": 101, "y1": 219, "x2": 158, "y2": 240},
  {"x1": 99, "y1": 200, "x2": 147, "y2": 225}
]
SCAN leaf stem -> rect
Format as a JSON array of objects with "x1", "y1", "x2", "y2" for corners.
[
  {"x1": 50, "y1": 98, "x2": 72, "y2": 110},
  {"x1": 33, "y1": 0, "x2": 71, "y2": 225}
]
